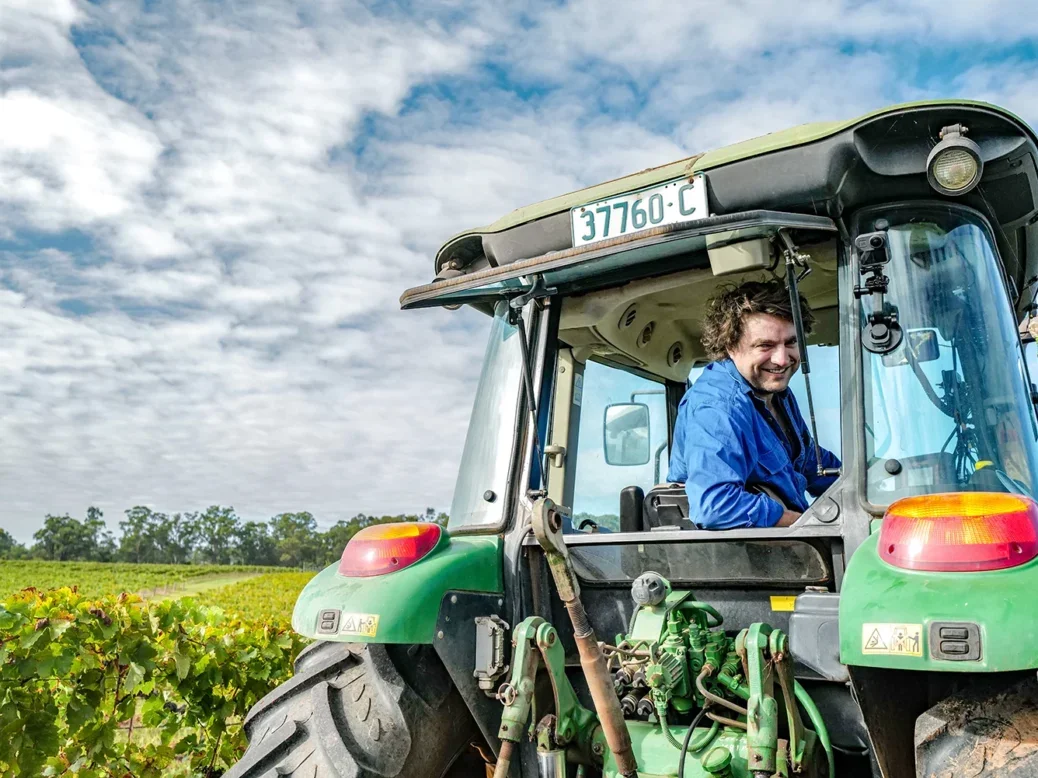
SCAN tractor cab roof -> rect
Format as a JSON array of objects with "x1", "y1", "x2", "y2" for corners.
[{"x1": 403, "y1": 100, "x2": 1038, "y2": 320}]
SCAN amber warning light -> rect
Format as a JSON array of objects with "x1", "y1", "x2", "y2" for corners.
[
  {"x1": 879, "y1": 492, "x2": 1038, "y2": 572},
  {"x1": 338, "y1": 522, "x2": 444, "y2": 577}
]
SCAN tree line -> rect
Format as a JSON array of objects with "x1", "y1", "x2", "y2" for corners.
[{"x1": 0, "y1": 505, "x2": 448, "y2": 568}]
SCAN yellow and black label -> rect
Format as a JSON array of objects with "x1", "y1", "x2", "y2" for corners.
[
  {"x1": 862, "y1": 623, "x2": 923, "y2": 657},
  {"x1": 769, "y1": 595, "x2": 797, "y2": 612},
  {"x1": 339, "y1": 612, "x2": 380, "y2": 638}
]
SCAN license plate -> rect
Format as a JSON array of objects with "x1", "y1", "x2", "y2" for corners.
[{"x1": 571, "y1": 174, "x2": 707, "y2": 248}]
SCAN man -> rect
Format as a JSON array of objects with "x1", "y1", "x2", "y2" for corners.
[{"x1": 667, "y1": 280, "x2": 841, "y2": 529}]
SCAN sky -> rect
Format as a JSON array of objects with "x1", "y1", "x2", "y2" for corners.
[{"x1": 4, "y1": 0, "x2": 1038, "y2": 543}]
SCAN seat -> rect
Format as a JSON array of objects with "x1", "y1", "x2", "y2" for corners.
[
  {"x1": 643, "y1": 484, "x2": 693, "y2": 530},
  {"x1": 642, "y1": 482, "x2": 793, "y2": 530}
]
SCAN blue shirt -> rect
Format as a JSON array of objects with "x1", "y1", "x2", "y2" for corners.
[{"x1": 667, "y1": 359, "x2": 841, "y2": 529}]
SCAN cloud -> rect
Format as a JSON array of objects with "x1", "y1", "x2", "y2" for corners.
[{"x1": 1, "y1": 0, "x2": 1037, "y2": 544}]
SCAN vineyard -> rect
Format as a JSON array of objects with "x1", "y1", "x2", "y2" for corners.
[
  {"x1": 0, "y1": 560, "x2": 281, "y2": 599},
  {"x1": 0, "y1": 562, "x2": 319, "y2": 776},
  {"x1": 193, "y1": 571, "x2": 316, "y2": 622}
]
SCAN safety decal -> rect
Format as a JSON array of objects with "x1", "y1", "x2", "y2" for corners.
[
  {"x1": 573, "y1": 373, "x2": 583, "y2": 407},
  {"x1": 769, "y1": 595, "x2": 797, "y2": 612},
  {"x1": 861, "y1": 622, "x2": 922, "y2": 657},
  {"x1": 339, "y1": 612, "x2": 380, "y2": 638}
]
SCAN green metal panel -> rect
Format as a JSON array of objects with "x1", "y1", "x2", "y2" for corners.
[
  {"x1": 435, "y1": 99, "x2": 1025, "y2": 265},
  {"x1": 291, "y1": 534, "x2": 502, "y2": 644},
  {"x1": 839, "y1": 533, "x2": 1038, "y2": 671}
]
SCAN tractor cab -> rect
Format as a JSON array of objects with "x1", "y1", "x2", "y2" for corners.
[
  {"x1": 398, "y1": 100, "x2": 1038, "y2": 776},
  {"x1": 245, "y1": 101, "x2": 1038, "y2": 778}
]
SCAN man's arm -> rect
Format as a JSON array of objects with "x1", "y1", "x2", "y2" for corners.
[{"x1": 676, "y1": 403, "x2": 785, "y2": 529}]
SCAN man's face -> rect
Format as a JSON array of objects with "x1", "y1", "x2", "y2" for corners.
[{"x1": 727, "y1": 313, "x2": 800, "y2": 394}]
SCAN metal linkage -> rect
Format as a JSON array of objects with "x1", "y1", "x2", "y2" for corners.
[
  {"x1": 531, "y1": 498, "x2": 639, "y2": 778},
  {"x1": 736, "y1": 624, "x2": 833, "y2": 778},
  {"x1": 493, "y1": 616, "x2": 600, "y2": 778}
]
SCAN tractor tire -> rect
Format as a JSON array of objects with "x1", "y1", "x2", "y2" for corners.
[
  {"x1": 914, "y1": 674, "x2": 1038, "y2": 777},
  {"x1": 225, "y1": 639, "x2": 484, "y2": 778}
]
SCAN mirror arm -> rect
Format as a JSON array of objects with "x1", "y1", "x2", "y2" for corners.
[{"x1": 653, "y1": 441, "x2": 667, "y2": 485}]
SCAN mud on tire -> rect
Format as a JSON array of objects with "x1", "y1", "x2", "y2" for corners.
[
  {"x1": 915, "y1": 675, "x2": 1038, "y2": 777},
  {"x1": 226, "y1": 640, "x2": 481, "y2": 778}
]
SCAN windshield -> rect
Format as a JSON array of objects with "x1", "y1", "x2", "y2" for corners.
[
  {"x1": 860, "y1": 206, "x2": 1038, "y2": 504},
  {"x1": 448, "y1": 302, "x2": 524, "y2": 529}
]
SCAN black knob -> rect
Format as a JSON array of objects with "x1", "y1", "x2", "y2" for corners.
[
  {"x1": 885, "y1": 459, "x2": 903, "y2": 475},
  {"x1": 620, "y1": 694, "x2": 639, "y2": 717},
  {"x1": 635, "y1": 696, "x2": 656, "y2": 718}
]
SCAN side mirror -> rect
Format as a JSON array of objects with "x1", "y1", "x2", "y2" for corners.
[
  {"x1": 604, "y1": 403, "x2": 650, "y2": 466},
  {"x1": 882, "y1": 328, "x2": 940, "y2": 367}
]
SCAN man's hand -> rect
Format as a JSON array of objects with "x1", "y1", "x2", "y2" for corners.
[{"x1": 775, "y1": 510, "x2": 802, "y2": 527}]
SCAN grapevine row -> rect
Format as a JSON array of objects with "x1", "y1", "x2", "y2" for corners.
[{"x1": 0, "y1": 585, "x2": 312, "y2": 776}]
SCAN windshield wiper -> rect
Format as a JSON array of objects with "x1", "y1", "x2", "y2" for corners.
[
  {"x1": 778, "y1": 230, "x2": 841, "y2": 478},
  {"x1": 508, "y1": 274, "x2": 557, "y2": 494}
]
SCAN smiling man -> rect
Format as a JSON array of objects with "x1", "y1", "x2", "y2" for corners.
[{"x1": 667, "y1": 280, "x2": 841, "y2": 529}]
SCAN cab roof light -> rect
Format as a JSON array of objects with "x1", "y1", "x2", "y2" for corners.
[
  {"x1": 338, "y1": 522, "x2": 444, "y2": 578},
  {"x1": 927, "y1": 124, "x2": 983, "y2": 196},
  {"x1": 879, "y1": 492, "x2": 1038, "y2": 572}
]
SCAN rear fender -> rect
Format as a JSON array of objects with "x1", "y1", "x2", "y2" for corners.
[
  {"x1": 839, "y1": 534, "x2": 1038, "y2": 671},
  {"x1": 292, "y1": 534, "x2": 503, "y2": 644}
]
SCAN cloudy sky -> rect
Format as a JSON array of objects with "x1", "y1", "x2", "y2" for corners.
[{"x1": 3, "y1": 0, "x2": 1038, "y2": 542}]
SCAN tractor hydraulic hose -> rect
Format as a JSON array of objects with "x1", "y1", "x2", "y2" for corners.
[
  {"x1": 696, "y1": 665, "x2": 749, "y2": 717},
  {"x1": 661, "y1": 707, "x2": 719, "y2": 756},
  {"x1": 677, "y1": 705, "x2": 719, "y2": 778},
  {"x1": 492, "y1": 740, "x2": 514, "y2": 778},
  {"x1": 658, "y1": 709, "x2": 685, "y2": 751},
  {"x1": 680, "y1": 600, "x2": 723, "y2": 628},
  {"x1": 793, "y1": 681, "x2": 834, "y2": 778},
  {"x1": 706, "y1": 711, "x2": 748, "y2": 730}
]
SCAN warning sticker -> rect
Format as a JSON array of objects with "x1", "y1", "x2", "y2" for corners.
[
  {"x1": 861, "y1": 623, "x2": 922, "y2": 656},
  {"x1": 573, "y1": 374, "x2": 584, "y2": 407},
  {"x1": 770, "y1": 595, "x2": 797, "y2": 612},
  {"x1": 339, "y1": 612, "x2": 380, "y2": 638}
]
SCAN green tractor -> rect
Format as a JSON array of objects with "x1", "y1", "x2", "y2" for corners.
[{"x1": 226, "y1": 101, "x2": 1038, "y2": 778}]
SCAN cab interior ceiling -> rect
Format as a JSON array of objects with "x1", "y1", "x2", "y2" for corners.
[
  {"x1": 442, "y1": 105, "x2": 1038, "y2": 311},
  {"x1": 558, "y1": 239, "x2": 838, "y2": 383}
]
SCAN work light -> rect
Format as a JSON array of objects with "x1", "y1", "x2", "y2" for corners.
[{"x1": 927, "y1": 124, "x2": 983, "y2": 196}]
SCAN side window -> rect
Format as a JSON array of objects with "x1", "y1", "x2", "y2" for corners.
[
  {"x1": 787, "y1": 344, "x2": 841, "y2": 459},
  {"x1": 570, "y1": 360, "x2": 669, "y2": 532}
]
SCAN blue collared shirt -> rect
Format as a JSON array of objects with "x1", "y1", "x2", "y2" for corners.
[{"x1": 667, "y1": 359, "x2": 841, "y2": 529}]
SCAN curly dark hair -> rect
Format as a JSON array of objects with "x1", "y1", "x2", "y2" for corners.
[{"x1": 701, "y1": 280, "x2": 814, "y2": 362}]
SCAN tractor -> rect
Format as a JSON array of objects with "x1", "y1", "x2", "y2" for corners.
[{"x1": 226, "y1": 100, "x2": 1038, "y2": 778}]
